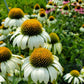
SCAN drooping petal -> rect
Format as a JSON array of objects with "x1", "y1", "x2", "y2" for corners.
[
  {"x1": 55, "y1": 43, "x2": 62, "y2": 54},
  {"x1": 10, "y1": 31, "x2": 20, "y2": 40},
  {"x1": 13, "y1": 35, "x2": 23, "y2": 47},
  {"x1": 64, "y1": 73, "x2": 71, "y2": 80},
  {"x1": 4, "y1": 17, "x2": 11, "y2": 27},
  {"x1": 52, "y1": 64, "x2": 63, "y2": 75},
  {"x1": 24, "y1": 64, "x2": 33, "y2": 78},
  {"x1": 0, "y1": 75, "x2": 5, "y2": 82},
  {"x1": 21, "y1": 36, "x2": 29, "y2": 50},
  {"x1": 48, "y1": 66, "x2": 57, "y2": 82},
  {"x1": 1, "y1": 63, "x2": 6, "y2": 75},
  {"x1": 68, "y1": 76, "x2": 73, "y2": 83}
]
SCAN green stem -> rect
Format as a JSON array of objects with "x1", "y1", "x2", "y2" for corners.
[
  {"x1": 52, "y1": 44, "x2": 54, "y2": 55},
  {"x1": 37, "y1": 81, "x2": 40, "y2": 84},
  {"x1": 28, "y1": 76, "x2": 31, "y2": 84},
  {"x1": 18, "y1": 47, "x2": 21, "y2": 55},
  {"x1": 5, "y1": 73, "x2": 9, "y2": 84}
]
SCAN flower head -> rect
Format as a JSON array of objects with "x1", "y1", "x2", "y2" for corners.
[
  {"x1": 22, "y1": 48, "x2": 63, "y2": 84},
  {"x1": 48, "y1": 1, "x2": 54, "y2": 5},
  {"x1": 50, "y1": 33, "x2": 59, "y2": 44},
  {"x1": 78, "y1": 0, "x2": 82, "y2": 4},
  {"x1": 75, "y1": 5, "x2": 81, "y2": 9},
  {"x1": 70, "y1": 70, "x2": 80, "y2": 77},
  {"x1": 0, "y1": 47, "x2": 22, "y2": 75},
  {"x1": 64, "y1": 70, "x2": 84, "y2": 84},
  {"x1": 21, "y1": 19, "x2": 42, "y2": 36},
  {"x1": 30, "y1": 48, "x2": 53, "y2": 67},
  {"x1": 8, "y1": 8, "x2": 24, "y2": 19},
  {"x1": 34, "y1": 4, "x2": 40, "y2": 10},
  {"x1": 0, "y1": 47, "x2": 12, "y2": 62},
  {"x1": 39, "y1": 11, "x2": 46, "y2": 17},
  {"x1": 49, "y1": 16, "x2": 55, "y2": 21},
  {"x1": 63, "y1": 4, "x2": 69, "y2": 10}
]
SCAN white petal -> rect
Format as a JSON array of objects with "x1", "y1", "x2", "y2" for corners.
[
  {"x1": 13, "y1": 35, "x2": 23, "y2": 47},
  {"x1": 78, "y1": 77, "x2": 84, "y2": 82},
  {"x1": 41, "y1": 33, "x2": 47, "y2": 43},
  {"x1": 0, "y1": 75, "x2": 5, "y2": 82},
  {"x1": 1, "y1": 63, "x2": 6, "y2": 75},
  {"x1": 24, "y1": 64, "x2": 33, "y2": 78},
  {"x1": 6, "y1": 60, "x2": 16, "y2": 70},
  {"x1": 16, "y1": 19, "x2": 22, "y2": 27},
  {"x1": 22, "y1": 62, "x2": 29, "y2": 70},
  {"x1": 4, "y1": 17, "x2": 11, "y2": 27},
  {"x1": 74, "y1": 77, "x2": 78, "y2": 84},
  {"x1": 8, "y1": 19, "x2": 16, "y2": 27},
  {"x1": 52, "y1": 64, "x2": 63, "y2": 75},
  {"x1": 21, "y1": 36, "x2": 29, "y2": 50},
  {"x1": 10, "y1": 31, "x2": 20, "y2": 40},
  {"x1": 55, "y1": 43, "x2": 62, "y2": 54},
  {"x1": 37, "y1": 35, "x2": 44, "y2": 47},
  {"x1": 64, "y1": 73, "x2": 71, "y2": 80},
  {"x1": 11, "y1": 57, "x2": 22, "y2": 64},
  {"x1": 53, "y1": 59, "x2": 62, "y2": 67},
  {"x1": 31, "y1": 68, "x2": 49, "y2": 84},
  {"x1": 28, "y1": 36, "x2": 34, "y2": 50},
  {"x1": 68, "y1": 76, "x2": 73, "y2": 83},
  {"x1": 42, "y1": 31, "x2": 51, "y2": 42},
  {"x1": 48, "y1": 66, "x2": 57, "y2": 82},
  {"x1": 31, "y1": 68, "x2": 38, "y2": 83},
  {"x1": 54, "y1": 44, "x2": 56, "y2": 55}
]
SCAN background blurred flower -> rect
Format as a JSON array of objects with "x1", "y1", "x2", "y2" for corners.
[
  {"x1": 44, "y1": 32, "x2": 62, "y2": 55},
  {"x1": 4, "y1": 8, "x2": 28, "y2": 31},
  {"x1": 64, "y1": 70, "x2": 84, "y2": 84},
  {"x1": 33, "y1": 4, "x2": 40, "y2": 14},
  {"x1": 47, "y1": 16, "x2": 57, "y2": 26},
  {"x1": 37, "y1": 11, "x2": 47, "y2": 23}
]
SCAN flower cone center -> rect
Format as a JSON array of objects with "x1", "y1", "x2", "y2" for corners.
[
  {"x1": 50, "y1": 33, "x2": 59, "y2": 44},
  {"x1": 30, "y1": 48, "x2": 54, "y2": 67},
  {"x1": 70, "y1": 70, "x2": 79, "y2": 77},
  {"x1": 0, "y1": 47, "x2": 12, "y2": 62},
  {"x1": 21, "y1": 19, "x2": 42, "y2": 36},
  {"x1": 8, "y1": 8, "x2": 24, "y2": 19}
]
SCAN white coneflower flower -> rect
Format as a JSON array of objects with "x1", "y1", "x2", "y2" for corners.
[
  {"x1": 80, "y1": 24, "x2": 84, "y2": 32},
  {"x1": 61, "y1": 4, "x2": 71, "y2": 16},
  {"x1": 0, "y1": 75, "x2": 5, "y2": 84},
  {"x1": 0, "y1": 47, "x2": 22, "y2": 75},
  {"x1": 64, "y1": 70, "x2": 84, "y2": 84},
  {"x1": 10, "y1": 19, "x2": 50, "y2": 50},
  {"x1": 37, "y1": 11, "x2": 47, "y2": 23},
  {"x1": 0, "y1": 41, "x2": 6, "y2": 47},
  {"x1": 4, "y1": 8, "x2": 28, "y2": 31},
  {"x1": 33, "y1": 4, "x2": 40, "y2": 14},
  {"x1": 22, "y1": 48, "x2": 63, "y2": 84},
  {"x1": 47, "y1": 16, "x2": 57, "y2": 26},
  {"x1": 46, "y1": 1, "x2": 55, "y2": 9},
  {"x1": 44, "y1": 33, "x2": 62, "y2": 55}
]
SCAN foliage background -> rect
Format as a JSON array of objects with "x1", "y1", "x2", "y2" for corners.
[{"x1": 0, "y1": 0, "x2": 84, "y2": 83}]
